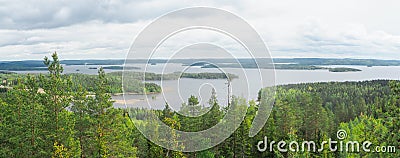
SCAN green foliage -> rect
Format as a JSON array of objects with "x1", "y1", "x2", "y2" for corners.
[
  {"x1": 52, "y1": 141, "x2": 71, "y2": 158},
  {"x1": 0, "y1": 53, "x2": 137, "y2": 157},
  {"x1": 0, "y1": 53, "x2": 399, "y2": 157},
  {"x1": 145, "y1": 82, "x2": 162, "y2": 93},
  {"x1": 129, "y1": 80, "x2": 399, "y2": 157},
  {"x1": 339, "y1": 115, "x2": 389, "y2": 157}
]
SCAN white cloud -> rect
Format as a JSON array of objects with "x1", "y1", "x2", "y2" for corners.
[
  {"x1": 0, "y1": 0, "x2": 400, "y2": 60},
  {"x1": 0, "y1": 20, "x2": 150, "y2": 60}
]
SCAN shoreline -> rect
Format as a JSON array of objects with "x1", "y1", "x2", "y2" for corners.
[{"x1": 111, "y1": 91, "x2": 161, "y2": 96}]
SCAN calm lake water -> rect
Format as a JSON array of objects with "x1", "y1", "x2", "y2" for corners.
[
  {"x1": 9, "y1": 64, "x2": 400, "y2": 110},
  {"x1": 113, "y1": 64, "x2": 400, "y2": 110}
]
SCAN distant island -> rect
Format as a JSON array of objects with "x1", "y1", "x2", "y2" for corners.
[
  {"x1": 1, "y1": 58, "x2": 399, "y2": 72},
  {"x1": 201, "y1": 63, "x2": 327, "y2": 70},
  {"x1": 110, "y1": 71, "x2": 238, "y2": 81},
  {"x1": 328, "y1": 67, "x2": 362, "y2": 72},
  {"x1": 102, "y1": 66, "x2": 140, "y2": 70}
]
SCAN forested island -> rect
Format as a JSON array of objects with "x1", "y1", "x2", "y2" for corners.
[
  {"x1": 328, "y1": 67, "x2": 362, "y2": 72},
  {"x1": 202, "y1": 63, "x2": 363, "y2": 72},
  {"x1": 2, "y1": 58, "x2": 400, "y2": 72},
  {"x1": 102, "y1": 66, "x2": 140, "y2": 70},
  {"x1": 0, "y1": 53, "x2": 398, "y2": 157}
]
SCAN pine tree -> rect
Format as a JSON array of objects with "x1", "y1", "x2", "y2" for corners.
[
  {"x1": 86, "y1": 67, "x2": 136, "y2": 157},
  {"x1": 71, "y1": 85, "x2": 92, "y2": 157},
  {"x1": 41, "y1": 53, "x2": 80, "y2": 157}
]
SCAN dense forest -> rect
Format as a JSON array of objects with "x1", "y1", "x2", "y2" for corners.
[{"x1": 0, "y1": 53, "x2": 399, "y2": 157}]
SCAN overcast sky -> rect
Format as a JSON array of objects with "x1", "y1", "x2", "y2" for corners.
[{"x1": 1, "y1": 0, "x2": 400, "y2": 60}]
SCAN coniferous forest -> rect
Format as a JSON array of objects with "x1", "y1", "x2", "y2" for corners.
[{"x1": 0, "y1": 53, "x2": 399, "y2": 157}]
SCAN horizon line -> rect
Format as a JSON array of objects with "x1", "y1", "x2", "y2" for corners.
[{"x1": 1, "y1": 57, "x2": 399, "y2": 62}]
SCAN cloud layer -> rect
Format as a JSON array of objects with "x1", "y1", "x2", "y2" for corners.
[{"x1": 0, "y1": 0, "x2": 400, "y2": 60}]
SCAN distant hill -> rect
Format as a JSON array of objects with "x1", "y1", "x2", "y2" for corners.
[{"x1": 1, "y1": 58, "x2": 400, "y2": 71}]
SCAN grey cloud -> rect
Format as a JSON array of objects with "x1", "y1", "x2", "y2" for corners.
[
  {"x1": 0, "y1": 0, "x2": 186, "y2": 29},
  {"x1": 1, "y1": 0, "x2": 400, "y2": 60},
  {"x1": 30, "y1": 51, "x2": 50, "y2": 55}
]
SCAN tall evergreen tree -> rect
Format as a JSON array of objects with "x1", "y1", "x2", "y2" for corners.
[
  {"x1": 41, "y1": 53, "x2": 79, "y2": 157},
  {"x1": 87, "y1": 67, "x2": 136, "y2": 157}
]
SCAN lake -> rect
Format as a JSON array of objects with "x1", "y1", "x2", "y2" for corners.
[
  {"x1": 112, "y1": 64, "x2": 400, "y2": 110},
  {"x1": 8, "y1": 64, "x2": 400, "y2": 110}
]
